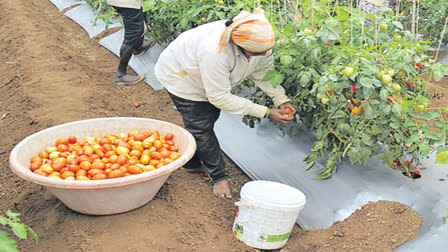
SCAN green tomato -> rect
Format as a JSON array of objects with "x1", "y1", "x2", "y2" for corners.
[
  {"x1": 394, "y1": 35, "x2": 402, "y2": 42},
  {"x1": 388, "y1": 69, "x2": 395, "y2": 76},
  {"x1": 381, "y1": 23, "x2": 388, "y2": 29},
  {"x1": 46, "y1": 146, "x2": 57, "y2": 153},
  {"x1": 344, "y1": 66, "x2": 354, "y2": 77},
  {"x1": 316, "y1": 93, "x2": 324, "y2": 99},
  {"x1": 304, "y1": 28, "x2": 313, "y2": 34},
  {"x1": 290, "y1": 38, "x2": 299, "y2": 45},
  {"x1": 391, "y1": 83, "x2": 401, "y2": 92},
  {"x1": 381, "y1": 74, "x2": 392, "y2": 84},
  {"x1": 321, "y1": 96, "x2": 330, "y2": 104},
  {"x1": 279, "y1": 39, "x2": 288, "y2": 47},
  {"x1": 375, "y1": 72, "x2": 384, "y2": 80},
  {"x1": 218, "y1": 0, "x2": 224, "y2": 4},
  {"x1": 416, "y1": 104, "x2": 425, "y2": 111},
  {"x1": 201, "y1": 17, "x2": 206, "y2": 22}
]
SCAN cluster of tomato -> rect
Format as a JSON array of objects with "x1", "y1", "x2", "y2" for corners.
[{"x1": 29, "y1": 130, "x2": 181, "y2": 180}]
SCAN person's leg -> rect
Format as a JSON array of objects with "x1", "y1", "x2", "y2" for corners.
[
  {"x1": 168, "y1": 92, "x2": 232, "y2": 198},
  {"x1": 113, "y1": 7, "x2": 148, "y2": 85}
]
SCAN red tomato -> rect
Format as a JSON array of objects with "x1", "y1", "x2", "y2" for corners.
[
  {"x1": 68, "y1": 136, "x2": 77, "y2": 144},
  {"x1": 134, "y1": 102, "x2": 141, "y2": 108},
  {"x1": 281, "y1": 107, "x2": 294, "y2": 117}
]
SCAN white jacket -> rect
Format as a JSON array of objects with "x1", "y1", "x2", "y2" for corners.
[
  {"x1": 155, "y1": 20, "x2": 290, "y2": 118},
  {"x1": 106, "y1": 0, "x2": 142, "y2": 9}
]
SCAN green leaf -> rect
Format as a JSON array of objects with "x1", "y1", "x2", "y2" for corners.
[
  {"x1": 330, "y1": 110, "x2": 346, "y2": 119},
  {"x1": 359, "y1": 77, "x2": 374, "y2": 88},
  {"x1": 280, "y1": 55, "x2": 293, "y2": 67},
  {"x1": 179, "y1": 17, "x2": 188, "y2": 29},
  {"x1": 26, "y1": 227, "x2": 38, "y2": 244},
  {"x1": 418, "y1": 143, "x2": 431, "y2": 158},
  {"x1": 299, "y1": 72, "x2": 311, "y2": 87},
  {"x1": 9, "y1": 223, "x2": 27, "y2": 240},
  {"x1": 417, "y1": 112, "x2": 440, "y2": 120},
  {"x1": 305, "y1": 161, "x2": 315, "y2": 171},
  {"x1": 0, "y1": 230, "x2": 18, "y2": 252},
  {"x1": 311, "y1": 140, "x2": 324, "y2": 152},
  {"x1": 315, "y1": 168, "x2": 332, "y2": 180},
  {"x1": 5, "y1": 211, "x2": 20, "y2": 221},
  {"x1": 406, "y1": 135, "x2": 420, "y2": 145},
  {"x1": 392, "y1": 21, "x2": 403, "y2": 30}
]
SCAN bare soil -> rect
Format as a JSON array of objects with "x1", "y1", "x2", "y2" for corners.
[{"x1": 2, "y1": 0, "x2": 447, "y2": 251}]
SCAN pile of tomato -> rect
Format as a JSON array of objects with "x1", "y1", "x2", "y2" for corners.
[{"x1": 29, "y1": 130, "x2": 181, "y2": 180}]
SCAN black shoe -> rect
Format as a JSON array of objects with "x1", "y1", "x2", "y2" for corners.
[{"x1": 133, "y1": 40, "x2": 155, "y2": 56}]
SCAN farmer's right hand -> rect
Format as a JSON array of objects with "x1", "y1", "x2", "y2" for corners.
[{"x1": 269, "y1": 108, "x2": 294, "y2": 124}]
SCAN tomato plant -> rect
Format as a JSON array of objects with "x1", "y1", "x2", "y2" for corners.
[
  {"x1": 243, "y1": 0, "x2": 448, "y2": 178},
  {"x1": 0, "y1": 210, "x2": 38, "y2": 252}
]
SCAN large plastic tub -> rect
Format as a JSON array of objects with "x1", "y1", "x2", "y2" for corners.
[{"x1": 9, "y1": 117, "x2": 196, "y2": 215}]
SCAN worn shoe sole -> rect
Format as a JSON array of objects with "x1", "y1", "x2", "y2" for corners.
[
  {"x1": 114, "y1": 75, "x2": 145, "y2": 85},
  {"x1": 133, "y1": 41, "x2": 155, "y2": 57}
]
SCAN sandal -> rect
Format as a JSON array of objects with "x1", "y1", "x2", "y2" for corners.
[
  {"x1": 133, "y1": 40, "x2": 156, "y2": 56},
  {"x1": 114, "y1": 74, "x2": 145, "y2": 85}
]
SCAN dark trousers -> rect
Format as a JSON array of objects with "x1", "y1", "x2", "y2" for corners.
[
  {"x1": 167, "y1": 92, "x2": 228, "y2": 183},
  {"x1": 113, "y1": 7, "x2": 146, "y2": 47}
]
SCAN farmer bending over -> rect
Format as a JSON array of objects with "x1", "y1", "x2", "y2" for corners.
[
  {"x1": 155, "y1": 6, "x2": 295, "y2": 199},
  {"x1": 107, "y1": 0, "x2": 155, "y2": 85}
]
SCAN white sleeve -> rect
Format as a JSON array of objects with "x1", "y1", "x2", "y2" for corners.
[
  {"x1": 199, "y1": 54, "x2": 268, "y2": 118},
  {"x1": 251, "y1": 54, "x2": 291, "y2": 108}
]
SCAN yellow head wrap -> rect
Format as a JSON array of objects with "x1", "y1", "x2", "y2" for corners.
[{"x1": 218, "y1": 6, "x2": 275, "y2": 53}]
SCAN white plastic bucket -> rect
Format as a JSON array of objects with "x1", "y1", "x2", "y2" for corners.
[{"x1": 232, "y1": 180, "x2": 306, "y2": 250}]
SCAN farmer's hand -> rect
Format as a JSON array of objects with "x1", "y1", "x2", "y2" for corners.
[{"x1": 269, "y1": 108, "x2": 294, "y2": 124}]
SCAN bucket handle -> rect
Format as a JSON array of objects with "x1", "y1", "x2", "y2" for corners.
[{"x1": 235, "y1": 201, "x2": 253, "y2": 208}]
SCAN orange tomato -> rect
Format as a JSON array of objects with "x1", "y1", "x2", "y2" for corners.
[
  {"x1": 31, "y1": 156, "x2": 42, "y2": 164},
  {"x1": 153, "y1": 140, "x2": 163, "y2": 149},
  {"x1": 38, "y1": 151, "x2": 49, "y2": 159},
  {"x1": 165, "y1": 133, "x2": 174, "y2": 140},
  {"x1": 76, "y1": 169, "x2": 87, "y2": 177},
  {"x1": 30, "y1": 162, "x2": 42, "y2": 171},
  {"x1": 160, "y1": 149, "x2": 171, "y2": 159},
  {"x1": 61, "y1": 171, "x2": 75, "y2": 179},
  {"x1": 91, "y1": 173, "x2": 107, "y2": 180},
  {"x1": 80, "y1": 161, "x2": 92, "y2": 170},
  {"x1": 169, "y1": 152, "x2": 180, "y2": 160},
  {"x1": 168, "y1": 146, "x2": 178, "y2": 152},
  {"x1": 127, "y1": 165, "x2": 142, "y2": 174},
  {"x1": 91, "y1": 161, "x2": 105, "y2": 170},
  {"x1": 116, "y1": 155, "x2": 128, "y2": 165},
  {"x1": 108, "y1": 169, "x2": 123, "y2": 178},
  {"x1": 87, "y1": 169, "x2": 104, "y2": 177},
  {"x1": 57, "y1": 144, "x2": 69, "y2": 152},
  {"x1": 150, "y1": 152, "x2": 162, "y2": 160},
  {"x1": 352, "y1": 106, "x2": 362, "y2": 115},
  {"x1": 55, "y1": 138, "x2": 68, "y2": 146}
]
